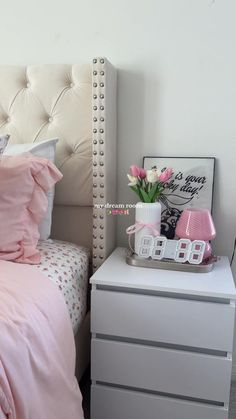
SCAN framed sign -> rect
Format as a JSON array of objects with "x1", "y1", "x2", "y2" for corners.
[{"x1": 143, "y1": 156, "x2": 215, "y2": 239}]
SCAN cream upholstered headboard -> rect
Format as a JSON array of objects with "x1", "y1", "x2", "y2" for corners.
[{"x1": 0, "y1": 58, "x2": 117, "y2": 271}]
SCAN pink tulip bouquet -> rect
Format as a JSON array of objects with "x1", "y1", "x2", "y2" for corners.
[{"x1": 127, "y1": 165, "x2": 173, "y2": 203}]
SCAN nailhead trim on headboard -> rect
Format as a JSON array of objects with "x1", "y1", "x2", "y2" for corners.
[{"x1": 92, "y1": 58, "x2": 117, "y2": 271}]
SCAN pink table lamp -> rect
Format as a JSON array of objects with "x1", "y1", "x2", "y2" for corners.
[{"x1": 176, "y1": 208, "x2": 216, "y2": 260}]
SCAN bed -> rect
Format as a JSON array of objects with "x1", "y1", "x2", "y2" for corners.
[{"x1": 0, "y1": 58, "x2": 117, "y2": 416}]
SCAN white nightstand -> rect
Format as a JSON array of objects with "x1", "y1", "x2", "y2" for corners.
[{"x1": 90, "y1": 247, "x2": 236, "y2": 419}]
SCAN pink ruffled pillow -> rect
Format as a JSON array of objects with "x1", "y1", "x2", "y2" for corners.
[{"x1": 0, "y1": 154, "x2": 62, "y2": 264}]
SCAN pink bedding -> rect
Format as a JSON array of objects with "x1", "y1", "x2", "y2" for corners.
[{"x1": 0, "y1": 260, "x2": 84, "y2": 419}]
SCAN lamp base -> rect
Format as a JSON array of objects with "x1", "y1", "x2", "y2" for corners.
[{"x1": 204, "y1": 242, "x2": 212, "y2": 260}]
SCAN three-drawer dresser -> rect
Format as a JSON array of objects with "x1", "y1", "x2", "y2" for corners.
[{"x1": 90, "y1": 247, "x2": 236, "y2": 419}]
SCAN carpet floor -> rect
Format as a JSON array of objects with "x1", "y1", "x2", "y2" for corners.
[{"x1": 80, "y1": 371, "x2": 236, "y2": 419}]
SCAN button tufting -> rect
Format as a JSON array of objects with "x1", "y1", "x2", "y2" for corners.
[
  {"x1": 70, "y1": 82, "x2": 74, "y2": 88},
  {"x1": 6, "y1": 117, "x2": 10, "y2": 123},
  {"x1": 48, "y1": 116, "x2": 53, "y2": 123},
  {"x1": 26, "y1": 82, "x2": 30, "y2": 88}
]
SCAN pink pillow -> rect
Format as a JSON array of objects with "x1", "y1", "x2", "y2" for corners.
[{"x1": 0, "y1": 154, "x2": 62, "y2": 264}]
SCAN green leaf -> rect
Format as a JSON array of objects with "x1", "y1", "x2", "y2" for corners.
[
  {"x1": 130, "y1": 185, "x2": 140, "y2": 196},
  {"x1": 140, "y1": 189, "x2": 151, "y2": 203},
  {"x1": 149, "y1": 184, "x2": 158, "y2": 202},
  {"x1": 153, "y1": 187, "x2": 165, "y2": 202},
  {"x1": 130, "y1": 186, "x2": 143, "y2": 201},
  {"x1": 145, "y1": 182, "x2": 149, "y2": 194},
  {"x1": 137, "y1": 188, "x2": 143, "y2": 201}
]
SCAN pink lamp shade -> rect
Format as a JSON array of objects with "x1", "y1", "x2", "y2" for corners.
[{"x1": 176, "y1": 208, "x2": 216, "y2": 241}]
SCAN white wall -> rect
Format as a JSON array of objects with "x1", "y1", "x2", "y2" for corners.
[{"x1": 2, "y1": 0, "x2": 236, "y2": 367}]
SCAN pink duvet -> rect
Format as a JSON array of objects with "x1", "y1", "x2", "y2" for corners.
[{"x1": 0, "y1": 260, "x2": 84, "y2": 419}]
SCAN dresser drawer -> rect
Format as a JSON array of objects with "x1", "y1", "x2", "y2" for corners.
[
  {"x1": 91, "y1": 290, "x2": 235, "y2": 351},
  {"x1": 91, "y1": 339, "x2": 232, "y2": 403},
  {"x1": 91, "y1": 385, "x2": 228, "y2": 419}
]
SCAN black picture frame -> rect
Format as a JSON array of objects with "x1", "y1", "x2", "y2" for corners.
[{"x1": 143, "y1": 156, "x2": 216, "y2": 239}]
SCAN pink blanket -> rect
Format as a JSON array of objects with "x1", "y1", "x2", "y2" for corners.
[{"x1": 0, "y1": 260, "x2": 84, "y2": 419}]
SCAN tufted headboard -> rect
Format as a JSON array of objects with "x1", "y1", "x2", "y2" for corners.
[{"x1": 0, "y1": 58, "x2": 117, "y2": 270}]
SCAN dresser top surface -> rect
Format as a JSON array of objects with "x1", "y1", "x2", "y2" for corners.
[{"x1": 90, "y1": 247, "x2": 236, "y2": 299}]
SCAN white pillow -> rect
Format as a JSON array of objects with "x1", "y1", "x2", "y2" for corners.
[{"x1": 4, "y1": 138, "x2": 59, "y2": 240}]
